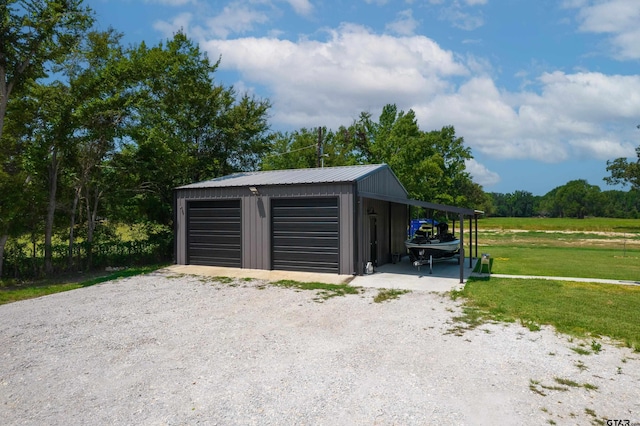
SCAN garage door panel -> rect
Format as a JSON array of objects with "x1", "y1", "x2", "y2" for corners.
[
  {"x1": 271, "y1": 198, "x2": 339, "y2": 274},
  {"x1": 272, "y1": 259, "x2": 339, "y2": 272},
  {"x1": 272, "y1": 250, "x2": 338, "y2": 262},
  {"x1": 273, "y1": 223, "x2": 338, "y2": 234},
  {"x1": 271, "y1": 208, "x2": 338, "y2": 218},
  {"x1": 272, "y1": 236, "x2": 339, "y2": 247},
  {"x1": 189, "y1": 231, "x2": 241, "y2": 241},
  {"x1": 187, "y1": 200, "x2": 241, "y2": 267}
]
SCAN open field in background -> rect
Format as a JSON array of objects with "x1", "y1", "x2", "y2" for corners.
[
  {"x1": 454, "y1": 217, "x2": 640, "y2": 281},
  {"x1": 475, "y1": 244, "x2": 640, "y2": 280},
  {"x1": 476, "y1": 217, "x2": 640, "y2": 233}
]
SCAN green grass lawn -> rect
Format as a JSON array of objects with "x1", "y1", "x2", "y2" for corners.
[
  {"x1": 460, "y1": 277, "x2": 640, "y2": 350},
  {"x1": 455, "y1": 217, "x2": 640, "y2": 347},
  {"x1": 483, "y1": 245, "x2": 640, "y2": 280},
  {"x1": 458, "y1": 217, "x2": 640, "y2": 281}
]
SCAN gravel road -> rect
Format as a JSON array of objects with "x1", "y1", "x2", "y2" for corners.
[{"x1": 1, "y1": 271, "x2": 638, "y2": 425}]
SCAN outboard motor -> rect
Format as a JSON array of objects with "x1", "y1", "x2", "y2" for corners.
[{"x1": 437, "y1": 222, "x2": 449, "y2": 236}]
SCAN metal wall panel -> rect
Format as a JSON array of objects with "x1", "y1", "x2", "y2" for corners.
[
  {"x1": 176, "y1": 183, "x2": 358, "y2": 274},
  {"x1": 186, "y1": 200, "x2": 241, "y2": 267},
  {"x1": 271, "y1": 197, "x2": 340, "y2": 273},
  {"x1": 357, "y1": 167, "x2": 407, "y2": 199}
]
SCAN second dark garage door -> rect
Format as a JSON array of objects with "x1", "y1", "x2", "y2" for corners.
[
  {"x1": 187, "y1": 200, "x2": 241, "y2": 267},
  {"x1": 271, "y1": 197, "x2": 339, "y2": 273}
]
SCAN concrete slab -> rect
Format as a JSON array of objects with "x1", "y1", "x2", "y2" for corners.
[
  {"x1": 163, "y1": 255, "x2": 477, "y2": 293},
  {"x1": 162, "y1": 264, "x2": 354, "y2": 285},
  {"x1": 351, "y1": 255, "x2": 477, "y2": 293}
]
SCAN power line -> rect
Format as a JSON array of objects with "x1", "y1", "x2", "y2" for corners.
[{"x1": 264, "y1": 143, "x2": 316, "y2": 158}]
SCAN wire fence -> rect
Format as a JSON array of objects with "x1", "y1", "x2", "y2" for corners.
[{"x1": 2, "y1": 237, "x2": 173, "y2": 280}]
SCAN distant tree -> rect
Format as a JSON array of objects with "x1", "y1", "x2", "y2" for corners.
[
  {"x1": 488, "y1": 191, "x2": 540, "y2": 217},
  {"x1": 605, "y1": 125, "x2": 640, "y2": 190},
  {"x1": 540, "y1": 180, "x2": 601, "y2": 218},
  {"x1": 600, "y1": 189, "x2": 640, "y2": 218}
]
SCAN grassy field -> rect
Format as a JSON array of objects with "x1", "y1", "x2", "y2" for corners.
[
  {"x1": 459, "y1": 277, "x2": 640, "y2": 350},
  {"x1": 476, "y1": 217, "x2": 640, "y2": 233},
  {"x1": 461, "y1": 217, "x2": 640, "y2": 281}
]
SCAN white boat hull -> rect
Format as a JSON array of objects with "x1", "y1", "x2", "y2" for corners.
[{"x1": 404, "y1": 239, "x2": 460, "y2": 259}]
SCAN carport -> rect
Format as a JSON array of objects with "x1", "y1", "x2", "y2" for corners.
[{"x1": 357, "y1": 191, "x2": 482, "y2": 283}]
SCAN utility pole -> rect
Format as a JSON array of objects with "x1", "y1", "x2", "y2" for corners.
[{"x1": 316, "y1": 126, "x2": 324, "y2": 168}]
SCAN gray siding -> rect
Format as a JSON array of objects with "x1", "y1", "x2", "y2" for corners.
[
  {"x1": 357, "y1": 167, "x2": 407, "y2": 199},
  {"x1": 175, "y1": 183, "x2": 357, "y2": 275}
]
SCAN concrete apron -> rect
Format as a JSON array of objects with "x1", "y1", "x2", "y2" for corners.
[
  {"x1": 163, "y1": 255, "x2": 477, "y2": 293},
  {"x1": 351, "y1": 255, "x2": 476, "y2": 293},
  {"x1": 162, "y1": 264, "x2": 354, "y2": 285}
]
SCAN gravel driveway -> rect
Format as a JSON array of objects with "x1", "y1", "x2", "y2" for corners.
[{"x1": 1, "y1": 271, "x2": 638, "y2": 425}]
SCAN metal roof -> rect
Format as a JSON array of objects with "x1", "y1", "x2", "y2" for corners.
[
  {"x1": 176, "y1": 164, "x2": 388, "y2": 189},
  {"x1": 357, "y1": 191, "x2": 478, "y2": 216}
]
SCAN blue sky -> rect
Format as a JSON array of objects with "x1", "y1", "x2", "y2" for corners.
[{"x1": 86, "y1": 0, "x2": 640, "y2": 195}]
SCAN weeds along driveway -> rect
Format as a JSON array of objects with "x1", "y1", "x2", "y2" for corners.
[{"x1": 1, "y1": 271, "x2": 639, "y2": 426}]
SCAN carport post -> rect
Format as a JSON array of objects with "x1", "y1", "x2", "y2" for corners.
[
  {"x1": 469, "y1": 215, "x2": 473, "y2": 269},
  {"x1": 459, "y1": 213, "x2": 464, "y2": 284}
]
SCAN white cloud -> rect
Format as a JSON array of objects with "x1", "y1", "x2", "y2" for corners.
[
  {"x1": 195, "y1": 21, "x2": 639, "y2": 166},
  {"x1": 153, "y1": 12, "x2": 193, "y2": 37},
  {"x1": 153, "y1": 4, "x2": 270, "y2": 40},
  {"x1": 386, "y1": 9, "x2": 420, "y2": 36},
  {"x1": 284, "y1": 0, "x2": 313, "y2": 16},
  {"x1": 433, "y1": 0, "x2": 486, "y2": 30},
  {"x1": 414, "y1": 71, "x2": 640, "y2": 163},
  {"x1": 569, "y1": 0, "x2": 640, "y2": 60},
  {"x1": 205, "y1": 4, "x2": 270, "y2": 39},
  {"x1": 569, "y1": 138, "x2": 636, "y2": 160},
  {"x1": 203, "y1": 24, "x2": 468, "y2": 127},
  {"x1": 465, "y1": 159, "x2": 500, "y2": 186}
]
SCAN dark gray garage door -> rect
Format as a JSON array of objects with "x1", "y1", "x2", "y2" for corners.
[
  {"x1": 271, "y1": 197, "x2": 339, "y2": 273},
  {"x1": 187, "y1": 200, "x2": 241, "y2": 267}
]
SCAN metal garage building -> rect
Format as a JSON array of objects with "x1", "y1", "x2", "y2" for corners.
[{"x1": 174, "y1": 164, "x2": 477, "y2": 277}]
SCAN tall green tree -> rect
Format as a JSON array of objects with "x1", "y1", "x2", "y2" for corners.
[
  {"x1": 0, "y1": 0, "x2": 92, "y2": 276},
  {"x1": 112, "y1": 32, "x2": 271, "y2": 229},
  {"x1": 62, "y1": 29, "x2": 131, "y2": 268},
  {"x1": 0, "y1": 0, "x2": 93, "y2": 138},
  {"x1": 356, "y1": 104, "x2": 474, "y2": 207},
  {"x1": 262, "y1": 128, "x2": 321, "y2": 170},
  {"x1": 262, "y1": 125, "x2": 366, "y2": 170}
]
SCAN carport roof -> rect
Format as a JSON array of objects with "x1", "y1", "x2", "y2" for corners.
[
  {"x1": 358, "y1": 191, "x2": 479, "y2": 216},
  {"x1": 176, "y1": 164, "x2": 388, "y2": 189}
]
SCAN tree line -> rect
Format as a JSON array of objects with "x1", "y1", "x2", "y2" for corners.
[
  {"x1": 488, "y1": 182, "x2": 640, "y2": 218},
  {"x1": 1, "y1": 1, "x2": 639, "y2": 278}
]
